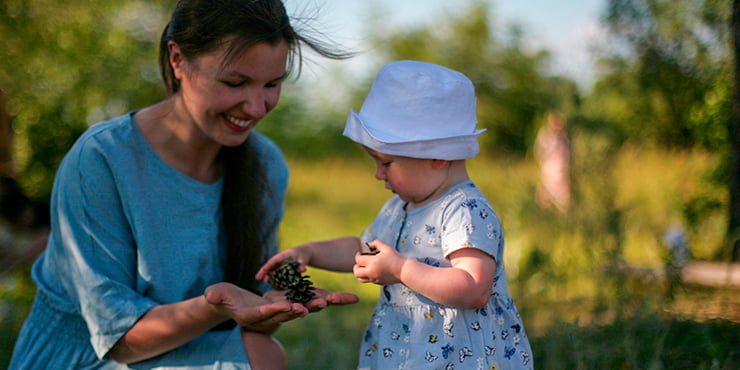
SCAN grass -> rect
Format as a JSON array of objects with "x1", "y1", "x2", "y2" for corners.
[
  {"x1": 1, "y1": 145, "x2": 737, "y2": 369},
  {"x1": 530, "y1": 313, "x2": 739, "y2": 369}
]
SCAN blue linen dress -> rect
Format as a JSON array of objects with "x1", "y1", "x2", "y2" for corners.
[
  {"x1": 9, "y1": 113, "x2": 288, "y2": 369},
  {"x1": 357, "y1": 181, "x2": 533, "y2": 370}
]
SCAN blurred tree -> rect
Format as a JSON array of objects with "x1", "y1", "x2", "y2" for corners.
[
  {"x1": 256, "y1": 91, "x2": 360, "y2": 159},
  {"x1": 589, "y1": 0, "x2": 736, "y2": 260},
  {"x1": 0, "y1": 89, "x2": 13, "y2": 177},
  {"x1": 359, "y1": 0, "x2": 579, "y2": 155},
  {"x1": 0, "y1": 0, "x2": 171, "y2": 201},
  {"x1": 0, "y1": 0, "x2": 358, "y2": 195},
  {"x1": 585, "y1": 0, "x2": 731, "y2": 150},
  {"x1": 592, "y1": 0, "x2": 731, "y2": 149}
]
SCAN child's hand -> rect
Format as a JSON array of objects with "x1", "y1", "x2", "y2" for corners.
[
  {"x1": 353, "y1": 240, "x2": 406, "y2": 286},
  {"x1": 255, "y1": 245, "x2": 313, "y2": 283}
]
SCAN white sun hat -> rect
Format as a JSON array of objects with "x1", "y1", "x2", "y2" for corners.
[{"x1": 343, "y1": 60, "x2": 486, "y2": 160}]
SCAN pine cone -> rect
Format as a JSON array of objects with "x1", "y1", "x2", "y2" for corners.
[
  {"x1": 268, "y1": 260, "x2": 303, "y2": 290},
  {"x1": 268, "y1": 260, "x2": 316, "y2": 303},
  {"x1": 284, "y1": 275, "x2": 317, "y2": 303}
]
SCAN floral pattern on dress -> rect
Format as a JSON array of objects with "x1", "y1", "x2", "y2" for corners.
[{"x1": 358, "y1": 181, "x2": 533, "y2": 369}]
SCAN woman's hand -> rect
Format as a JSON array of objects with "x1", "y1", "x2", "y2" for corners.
[
  {"x1": 264, "y1": 284, "x2": 359, "y2": 313},
  {"x1": 301, "y1": 288, "x2": 360, "y2": 312},
  {"x1": 353, "y1": 239, "x2": 406, "y2": 286},
  {"x1": 204, "y1": 282, "x2": 308, "y2": 330}
]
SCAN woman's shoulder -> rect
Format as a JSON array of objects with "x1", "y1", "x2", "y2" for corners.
[
  {"x1": 57, "y1": 113, "x2": 141, "y2": 175},
  {"x1": 69, "y1": 113, "x2": 137, "y2": 153}
]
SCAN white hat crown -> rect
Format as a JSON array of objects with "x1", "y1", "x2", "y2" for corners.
[{"x1": 343, "y1": 60, "x2": 485, "y2": 160}]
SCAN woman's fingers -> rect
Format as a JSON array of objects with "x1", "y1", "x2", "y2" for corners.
[
  {"x1": 204, "y1": 283, "x2": 308, "y2": 327},
  {"x1": 324, "y1": 292, "x2": 360, "y2": 305},
  {"x1": 302, "y1": 288, "x2": 360, "y2": 311},
  {"x1": 243, "y1": 302, "x2": 307, "y2": 328}
]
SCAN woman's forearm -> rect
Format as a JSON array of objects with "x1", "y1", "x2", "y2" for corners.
[{"x1": 107, "y1": 295, "x2": 227, "y2": 364}]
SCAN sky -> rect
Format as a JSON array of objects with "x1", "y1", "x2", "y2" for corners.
[{"x1": 284, "y1": 0, "x2": 608, "y2": 93}]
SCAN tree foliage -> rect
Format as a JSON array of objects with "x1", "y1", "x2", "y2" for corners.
[
  {"x1": 587, "y1": 0, "x2": 736, "y2": 259},
  {"x1": 0, "y1": 0, "x2": 734, "y2": 235},
  {"x1": 0, "y1": 0, "x2": 171, "y2": 200},
  {"x1": 359, "y1": 0, "x2": 579, "y2": 155},
  {"x1": 589, "y1": 0, "x2": 732, "y2": 149}
]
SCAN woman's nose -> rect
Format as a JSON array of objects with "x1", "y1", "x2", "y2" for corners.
[{"x1": 241, "y1": 89, "x2": 267, "y2": 119}]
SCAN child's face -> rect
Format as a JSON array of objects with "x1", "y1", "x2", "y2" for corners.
[{"x1": 363, "y1": 147, "x2": 447, "y2": 205}]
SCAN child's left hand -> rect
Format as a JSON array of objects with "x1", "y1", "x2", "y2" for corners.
[{"x1": 353, "y1": 240, "x2": 406, "y2": 286}]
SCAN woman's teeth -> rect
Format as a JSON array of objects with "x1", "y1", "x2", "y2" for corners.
[{"x1": 226, "y1": 115, "x2": 251, "y2": 128}]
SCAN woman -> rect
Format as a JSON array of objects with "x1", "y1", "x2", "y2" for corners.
[{"x1": 10, "y1": 1, "x2": 357, "y2": 368}]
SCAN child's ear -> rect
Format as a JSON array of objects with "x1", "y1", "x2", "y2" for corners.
[{"x1": 430, "y1": 159, "x2": 449, "y2": 170}]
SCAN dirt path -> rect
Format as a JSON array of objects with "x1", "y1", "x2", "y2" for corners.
[{"x1": 682, "y1": 261, "x2": 740, "y2": 288}]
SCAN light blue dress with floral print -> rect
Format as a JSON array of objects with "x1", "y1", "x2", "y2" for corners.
[{"x1": 357, "y1": 181, "x2": 533, "y2": 370}]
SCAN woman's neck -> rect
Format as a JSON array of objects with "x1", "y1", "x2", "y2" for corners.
[{"x1": 133, "y1": 99, "x2": 223, "y2": 183}]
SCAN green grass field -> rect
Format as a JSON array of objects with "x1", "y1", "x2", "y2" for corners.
[{"x1": 1, "y1": 146, "x2": 737, "y2": 369}]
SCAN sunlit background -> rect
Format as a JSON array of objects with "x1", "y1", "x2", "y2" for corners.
[{"x1": 289, "y1": 0, "x2": 604, "y2": 92}]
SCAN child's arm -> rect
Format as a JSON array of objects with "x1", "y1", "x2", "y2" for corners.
[
  {"x1": 353, "y1": 240, "x2": 495, "y2": 309},
  {"x1": 256, "y1": 236, "x2": 364, "y2": 281}
]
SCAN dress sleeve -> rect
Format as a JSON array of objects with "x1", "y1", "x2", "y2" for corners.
[
  {"x1": 49, "y1": 136, "x2": 157, "y2": 358},
  {"x1": 440, "y1": 196, "x2": 503, "y2": 261}
]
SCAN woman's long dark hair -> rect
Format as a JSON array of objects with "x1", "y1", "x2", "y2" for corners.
[{"x1": 158, "y1": 0, "x2": 351, "y2": 292}]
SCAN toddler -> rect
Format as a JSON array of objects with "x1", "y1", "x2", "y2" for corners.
[{"x1": 258, "y1": 60, "x2": 533, "y2": 369}]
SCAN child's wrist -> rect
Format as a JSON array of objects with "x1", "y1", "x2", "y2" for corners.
[
  {"x1": 395, "y1": 257, "x2": 409, "y2": 283},
  {"x1": 302, "y1": 243, "x2": 315, "y2": 266}
]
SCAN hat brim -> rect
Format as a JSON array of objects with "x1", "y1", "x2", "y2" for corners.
[{"x1": 343, "y1": 110, "x2": 486, "y2": 160}]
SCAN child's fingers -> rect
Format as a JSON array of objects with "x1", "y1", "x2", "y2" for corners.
[
  {"x1": 361, "y1": 241, "x2": 379, "y2": 255},
  {"x1": 255, "y1": 263, "x2": 279, "y2": 281},
  {"x1": 254, "y1": 264, "x2": 273, "y2": 280},
  {"x1": 373, "y1": 240, "x2": 394, "y2": 251},
  {"x1": 352, "y1": 261, "x2": 371, "y2": 283},
  {"x1": 354, "y1": 251, "x2": 369, "y2": 266},
  {"x1": 255, "y1": 254, "x2": 292, "y2": 280}
]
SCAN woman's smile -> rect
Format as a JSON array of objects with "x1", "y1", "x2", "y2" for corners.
[{"x1": 223, "y1": 114, "x2": 254, "y2": 132}]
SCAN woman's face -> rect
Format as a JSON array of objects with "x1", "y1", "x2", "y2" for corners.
[{"x1": 170, "y1": 40, "x2": 289, "y2": 147}]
